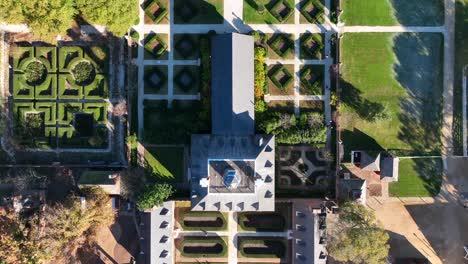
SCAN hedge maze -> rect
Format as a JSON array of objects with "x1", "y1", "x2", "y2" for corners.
[{"x1": 10, "y1": 45, "x2": 110, "y2": 150}]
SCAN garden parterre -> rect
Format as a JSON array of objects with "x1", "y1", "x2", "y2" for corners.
[{"x1": 10, "y1": 45, "x2": 110, "y2": 149}]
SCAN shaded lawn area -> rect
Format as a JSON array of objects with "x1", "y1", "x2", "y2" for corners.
[
  {"x1": 340, "y1": 33, "x2": 444, "y2": 157},
  {"x1": 341, "y1": 0, "x2": 444, "y2": 26},
  {"x1": 389, "y1": 158, "x2": 442, "y2": 197},
  {"x1": 243, "y1": 0, "x2": 295, "y2": 24},
  {"x1": 452, "y1": 0, "x2": 468, "y2": 155},
  {"x1": 142, "y1": 100, "x2": 210, "y2": 144},
  {"x1": 174, "y1": 0, "x2": 224, "y2": 24},
  {"x1": 144, "y1": 146, "x2": 184, "y2": 183}
]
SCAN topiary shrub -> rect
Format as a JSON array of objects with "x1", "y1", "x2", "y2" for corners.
[
  {"x1": 25, "y1": 61, "x2": 47, "y2": 85},
  {"x1": 72, "y1": 61, "x2": 95, "y2": 85}
]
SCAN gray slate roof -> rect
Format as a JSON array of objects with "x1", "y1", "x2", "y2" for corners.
[
  {"x1": 190, "y1": 134, "x2": 275, "y2": 212},
  {"x1": 211, "y1": 33, "x2": 255, "y2": 135}
]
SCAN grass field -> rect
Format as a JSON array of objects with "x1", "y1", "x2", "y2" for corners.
[
  {"x1": 144, "y1": 146, "x2": 185, "y2": 183},
  {"x1": 453, "y1": 0, "x2": 468, "y2": 155},
  {"x1": 340, "y1": 0, "x2": 444, "y2": 26},
  {"x1": 389, "y1": 158, "x2": 442, "y2": 197},
  {"x1": 340, "y1": 33, "x2": 444, "y2": 157}
]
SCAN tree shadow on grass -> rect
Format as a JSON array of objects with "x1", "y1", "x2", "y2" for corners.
[
  {"x1": 392, "y1": 33, "x2": 444, "y2": 156},
  {"x1": 390, "y1": 0, "x2": 445, "y2": 26},
  {"x1": 174, "y1": 0, "x2": 224, "y2": 24},
  {"x1": 340, "y1": 78, "x2": 389, "y2": 122}
]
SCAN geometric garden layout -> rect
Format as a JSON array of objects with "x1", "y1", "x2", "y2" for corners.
[{"x1": 10, "y1": 45, "x2": 109, "y2": 150}]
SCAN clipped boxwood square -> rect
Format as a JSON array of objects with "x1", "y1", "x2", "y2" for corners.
[
  {"x1": 267, "y1": 33, "x2": 294, "y2": 59},
  {"x1": 267, "y1": 0, "x2": 294, "y2": 23},
  {"x1": 144, "y1": 0, "x2": 169, "y2": 24},
  {"x1": 174, "y1": 34, "x2": 199, "y2": 59},
  {"x1": 144, "y1": 33, "x2": 169, "y2": 60},
  {"x1": 173, "y1": 66, "x2": 199, "y2": 95},
  {"x1": 299, "y1": 64, "x2": 325, "y2": 95},
  {"x1": 300, "y1": 0, "x2": 325, "y2": 24},
  {"x1": 268, "y1": 64, "x2": 294, "y2": 93},
  {"x1": 144, "y1": 65, "x2": 168, "y2": 94},
  {"x1": 300, "y1": 33, "x2": 324, "y2": 60}
]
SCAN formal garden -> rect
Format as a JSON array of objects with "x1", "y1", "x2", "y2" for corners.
[
  {"x1": 340, "y1": 32, "x2": 444, "y2": 157},
  {"x1": 340, "y1": 0, "x2": 445, "y2": 26},
  {"x1": 143, "y1": 0, "x2": 169, "y2": 24},
  {"x1": 144, "y1": 33, "x2": 169, "y2": 59},
  {"x1": 10, "y1": 45, "x2": 110, "y2": 150},
  {"x1": 244, "y1": 0, "x2": 326, "y2": 24}
]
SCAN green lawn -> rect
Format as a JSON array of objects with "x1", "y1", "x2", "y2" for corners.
[
  {"x1": 453, "y1": 0, "x2": 468, "y2": 155},
  {"x1": 340, "y1": 33, "x2": 444, "y2": 157},
  {"x1": 389, "y1": 158, "x2": 443, "y2": 197},
  {"x1": 340, "y1": 0, "x2": 444, "y2": 26},
  {"x1": 144, "y1": 146, "x2": 185, "y2": 183},
  {"x1": 174, "y1": 0, "x2": 224, "y2": 24},
  {"x1": 243, "y1": 0, "x2": 295, "y2": 24}
]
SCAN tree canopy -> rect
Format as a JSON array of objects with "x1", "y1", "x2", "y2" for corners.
[
  {"x1": 0, "y1": 0, "x2": 77, "y2": 41},
  {"x1": 0, "y1": 0, "x2": 138, "y2": 40},
  {"x1": 137, "y1": 183, "x2": 174, "y2": 210},
  {"x1": 75, "y1": 0, "x2": 139, "y2": 37},
  {"x1": 327, "y1": 202, "x2": 390, "y2": 264}
]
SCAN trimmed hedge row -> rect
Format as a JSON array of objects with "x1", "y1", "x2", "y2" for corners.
[
  {"x1": 179, "y1": 211, "x2": 228, "y2": 231},
  {"x1": 238, "y1": 238, "x2": 287, "y2": 258},
  {"x1": 144, "y1": 0, "x2": 168, "y2": 24},
  {"x1": 180, "y1": 236, "x2": 228, "y2": 258}
]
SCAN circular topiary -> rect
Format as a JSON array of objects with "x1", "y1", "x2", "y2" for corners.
[
  {"x1": 72, "y1": 61, "x2": 95, "y2": 85},
  {"x1": 25, "y1": 61, "x2": 46, "y2": 85}
]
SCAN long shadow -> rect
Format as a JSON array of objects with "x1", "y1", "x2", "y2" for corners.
[
  {"x1": 390, "y1": 0, "x2": 445, "y2": 26},
  {"x1": 393, "y1": 33, "x2": 444, "y2": 156},
  {"x1": 386, "y1": 231, "x2": 428, "y2": 263},
  {"x1": 341, "y1": 128, "x2": 384, "y2": 162},
  {"x1": 340, "y1": 78, "x2": 389, "y2": 122},
  {"x1": 173, "y1": 0, "x2": 224, "y2": 24}
]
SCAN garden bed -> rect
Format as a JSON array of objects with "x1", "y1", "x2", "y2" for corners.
[
  {"x1": 143, "y1": 65, "x2": 168, "y2": 94},
  {"x1": 299, "y1": 0, "x2": 326, "y2": 24},
  {"x1": 267, "y1": 33, "x2": 295, "y2": 60},
  {"x1": 299, "y1": 33, "x2": 325, "y2": 60},
  {"x1": 144, "y1": 33, "x2": 169, "y2": 60},
  {"x1": 267, "y1": 64, "x2": 294, "y2": 95},
  {"x1": 143, "y1": 0, "x2": 169, "y2": 24},
  {"x1": 238, "y1": 237, "x2": 288, "y2": 259},
  {"x1": 173, "y1": 66, "x2": 200, "y2": 95},
  {"x1": 244, "y1": 0, "x2": 295, "y2": 24},
  {"x1": 237, "y1": 202, "x2": 291, "y2": 231},
  {"x1": 179, "y1": 236, "x2": 228, "y2": 258},
  {"x1": 299, "y1": 65, "x2": 325, "y2": 95}
]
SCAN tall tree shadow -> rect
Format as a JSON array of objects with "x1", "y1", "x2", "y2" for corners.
[
  {"x1": 390, "y1": 0, "x2": 445, "y2": 26},
  {"x1": 393, "y1": 33, "x2": 444, "y2": 155}
]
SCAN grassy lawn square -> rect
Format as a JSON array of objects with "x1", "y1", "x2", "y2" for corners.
[
  {"x1": 244, "y1": 0, "x2": 295, "y2": 24},
  {"x1": 174, "y1": 0, "x2": 224, "y2": 24},
  {"x1": 340, "y1": 33, "x2": 444, "y2": 157},
  {"x1": 143, "y1": 65, "x2": 168, "y2": 94},
  {"x1": 144, "y1": 146, "x2": 185, "y2": 183},
  {"x1": 340, "y1": 0, "x2": 444, "y2": 26},
  {"x1": 453, "y1": 0, "x2": 468, "y2": 155},
  {"x1": 173, "y1": 65, "x2": 200, "y2": 95},
  {"x1": 267, "y1": 64, "x2": 295, "y2": 95},
  {"x1": 389, "y1": 158, "x2": 443, "y2": 197}
]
